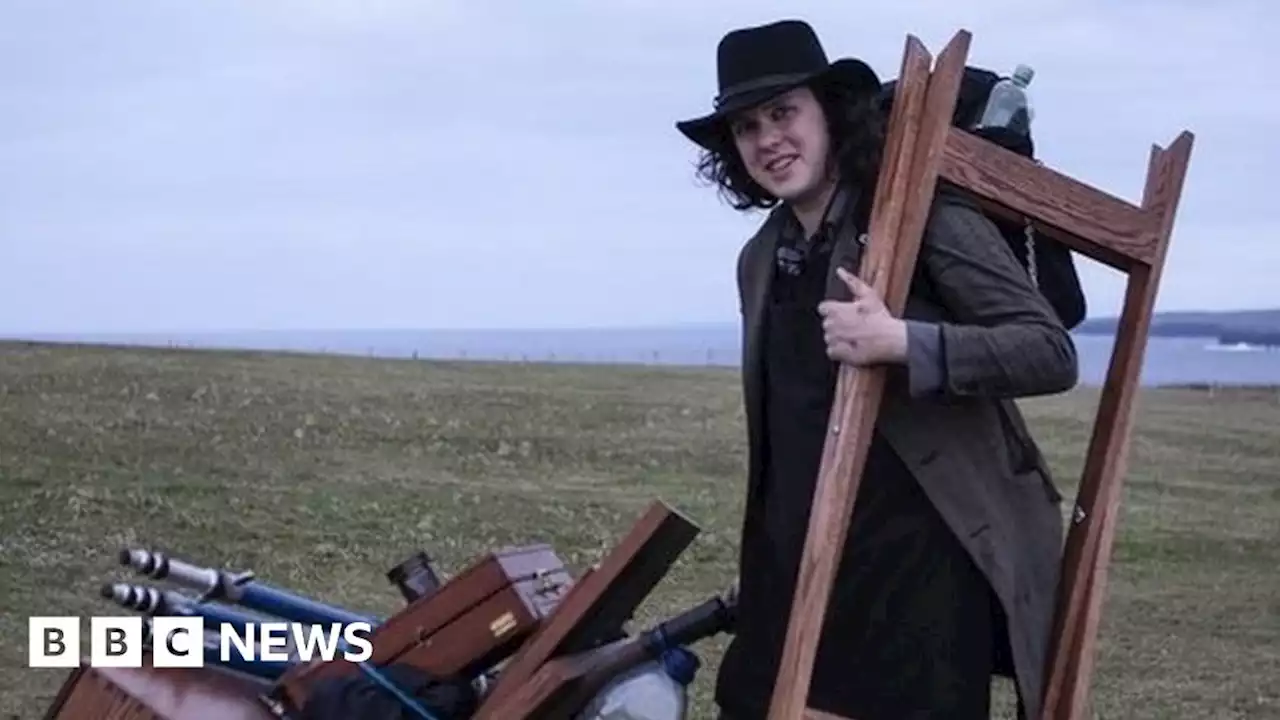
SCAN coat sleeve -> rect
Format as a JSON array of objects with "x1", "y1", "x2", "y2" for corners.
[{"x1": 913, "y1": 196, "x2": 1079, "y2": 399}]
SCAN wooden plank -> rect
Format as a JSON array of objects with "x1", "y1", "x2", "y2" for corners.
[
  {"x1": 1040, "y1": 131, "x2": 1193, "y2": 719},
  {"x1": 483, "y1": 586, "x2": 737, "y2": 712},
  {"x1": 479, "y1": 589, "x2": 737, "y2": 718},
  {"x1": 474, "y1": 501, "x2": 699, "y2": 719},
  {"x1": 481, "y1": 636, "x2": 642, "y2": 718},
  {"x1": 940, "y1": 128, "x2": 1155, "y2": 270},
  {"x1": 764, "y1": 30, "x2": 971, "y2": 720}
]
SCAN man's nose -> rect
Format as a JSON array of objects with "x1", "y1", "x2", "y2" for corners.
[{"x1": 756, "y1": 122, "x2": 784, "y2": 150}]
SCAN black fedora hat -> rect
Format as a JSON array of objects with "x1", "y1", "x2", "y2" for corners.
[{"x1": 676, "y1": 19, "x2": 881, "y2": 150}]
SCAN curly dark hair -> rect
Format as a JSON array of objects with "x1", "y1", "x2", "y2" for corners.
[{"x1": 692, "y1": 79, "x2": 887, "y2": 211}]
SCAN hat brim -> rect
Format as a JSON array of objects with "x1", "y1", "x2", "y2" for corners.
[{"x1": 675, "y1": 58, "x2": 881, "y2": 151}]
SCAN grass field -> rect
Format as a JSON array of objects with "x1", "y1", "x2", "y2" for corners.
[{"x1": 1, "y1": 340, "x2": 1276, "y2": 719}]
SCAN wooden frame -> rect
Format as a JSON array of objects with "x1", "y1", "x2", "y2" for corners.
[{"x1": 766, "y1": 30, "x2": 1194, "y2": 720}]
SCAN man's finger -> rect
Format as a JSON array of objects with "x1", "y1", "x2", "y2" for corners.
[
  {"x1": 818, "y1": 299, "x2": 855, "y2": 317},
  {"x1": 827, "y1": 342, "x2": 857, "y2": 365}
]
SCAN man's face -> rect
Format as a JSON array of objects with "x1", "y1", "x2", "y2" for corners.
[{"x1": 728, "y1": 85, "x2": 833, "y2": 205}]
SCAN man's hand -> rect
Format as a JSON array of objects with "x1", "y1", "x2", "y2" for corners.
[{"x1": 817, "y1": 267, "x2": 908, "y2": 366}]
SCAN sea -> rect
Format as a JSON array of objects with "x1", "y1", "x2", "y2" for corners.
[{"x1": 7, "y1": 326, "x2": 1280, "y2": 388}]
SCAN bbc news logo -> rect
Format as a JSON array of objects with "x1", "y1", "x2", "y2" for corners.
[{"x1": 29, "y1": 616, "x2": 374, "y2": 668}]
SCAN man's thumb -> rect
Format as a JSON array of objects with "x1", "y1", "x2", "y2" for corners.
[{"x1": 837, "y1": 267, "x2": 867, "y2": 296}]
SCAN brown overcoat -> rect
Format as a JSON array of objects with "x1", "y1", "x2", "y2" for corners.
[{"x1": 734, "y1": 192, "x2": 1078, "y2": 718}]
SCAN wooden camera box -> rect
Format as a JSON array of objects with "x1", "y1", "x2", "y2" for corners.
[{"x1": 269, "y1": 543, "x2": 572, "y2": 713}]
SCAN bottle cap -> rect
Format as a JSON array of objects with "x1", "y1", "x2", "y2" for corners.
[
  {"x1": 660, "y1": 646, "x2": 702, "y2": 685},
  {"x1": 1013, "y1": 64, "x2": 1035, "y2": 84}
]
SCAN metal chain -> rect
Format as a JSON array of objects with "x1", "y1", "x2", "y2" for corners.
[
  {"x1": 1025, "y1": 157, "x2": 1042, "y2": 288},
  {"x1": 1024, "y1": 219, "x2": 1039, "y2": 288}
]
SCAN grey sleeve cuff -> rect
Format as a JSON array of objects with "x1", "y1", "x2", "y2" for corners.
[{"x1": 906, "y1": 320, "x2": 946, "y2": 396}]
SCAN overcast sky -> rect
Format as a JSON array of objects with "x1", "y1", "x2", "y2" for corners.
[{"x1": 1, "y1": 0, "x2": 1273, "y2": 332}]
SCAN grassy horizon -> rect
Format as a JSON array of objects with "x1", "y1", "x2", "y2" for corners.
[{"x1": 1, "y1": 341, "x2": 1275, "y2": 718}]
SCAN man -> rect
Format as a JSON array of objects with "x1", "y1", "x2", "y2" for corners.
[{"x1": 674, "y1": 19, "x2": 1078, "y2": 720}]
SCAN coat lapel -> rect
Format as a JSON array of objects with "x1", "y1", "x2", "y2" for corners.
[
  {"x1": 822, "y1": 185, "x2": 868, "y2": 302},
  {"x1": 741, "y1": 211, "x2": 781, "y2": 439},
  {"x1": 824, "y1": 228, "x2": 867, "y2": 302}
]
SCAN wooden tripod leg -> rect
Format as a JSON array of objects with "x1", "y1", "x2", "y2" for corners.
[
  {"x1": 1040, "y1": 132, "x2": 1193, "y2": 719},
  {"x1": 764, "y1": 30, "x2": 971, "y2": 720}
]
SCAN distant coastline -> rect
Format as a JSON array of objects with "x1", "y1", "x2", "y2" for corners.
[
  {"x1": 1075, "y1": 308, "x2": 1280, "y2": 348},
  {"x1": 4, "y1": 311, "x2": 1280, "y2": 387}
]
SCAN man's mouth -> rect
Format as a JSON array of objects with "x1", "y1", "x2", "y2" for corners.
[{"x1": 765, "y1": 155, "x2": 798, "y2": 173}]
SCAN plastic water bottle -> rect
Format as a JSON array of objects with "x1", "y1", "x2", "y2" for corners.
[
  {"x1": 975, "y1": 64, "x2": 1035, "y2": 136},
  {"x1": 575, "y1": 647, "x2": 700, "y2": 720}
]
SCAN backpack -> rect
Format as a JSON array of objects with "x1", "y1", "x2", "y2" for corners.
[{"x1": 877, "y1": 66, "x2": 1087, "y2": 329}]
